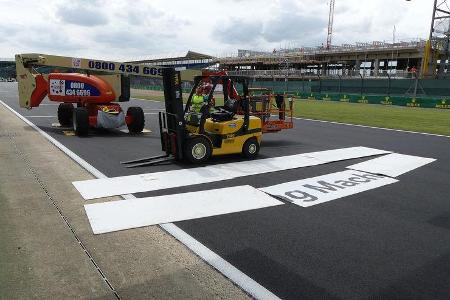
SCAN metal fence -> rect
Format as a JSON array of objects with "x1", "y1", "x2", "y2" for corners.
[
  {"x1": 248, "y1": 76, "x2": 450, "y2": 98},
  {"x1": 227, "y1": 69, "x2": 412, "y2": 79}
]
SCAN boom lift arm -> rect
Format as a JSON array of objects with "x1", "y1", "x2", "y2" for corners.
[{"x1": 15, "y1": 53, "x2": 199, "y2": 109}]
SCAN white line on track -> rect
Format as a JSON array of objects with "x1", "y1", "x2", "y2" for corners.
[
  {"x1": 26, "y1": 115, "x2": 56, "y2": 118},
  {"x1": 129, "y1": 97, "x2": 450, "y2": 139},
  {"x1": 130, "y1": 97, "x2": 162, "y2": 103},
  {"x1": 0, "y1": 99, "x2": 280, "y2": 300},
  {"x1": 293, "y1": 117, "x2": 450, "y2": 139}
]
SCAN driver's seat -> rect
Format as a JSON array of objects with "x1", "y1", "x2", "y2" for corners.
[{"x1": 211, "y1": 99, "x2": 238, "y2": 122}]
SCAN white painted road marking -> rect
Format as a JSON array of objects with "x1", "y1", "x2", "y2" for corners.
[
  {"x1": 85, "y1": 185, "x2": 283, "y2": 234},
  {"x1": 26, "y1": 115, "x2": 56, "y2": 118},
  {"x1": 130, "y1": 97, "x2": 161, "y2": 103},
  {"x1": 73, "y1": 146, "x2": 391, "y2": 200},
  {"x1": 0, "y1": 100, "x2": 281, "y2": 300},
  {"x1": 120, "y1": 128, "x2": 152, "y2": 134},
  {"x1": 260, "y1": 170, "x2": 398, "y2": 207},
  {"x1": 300, "y1": 147, "x2": 387, "y2": 162},
  {"x1": 294, "y1": 117, "x2": 450, "y2": 139},
  {"x1": 347, "y1": 153, "x2": 436, "y2": 177},
  {"x1": 85, "y1": 155, "x2": 433, "y2": 233}
]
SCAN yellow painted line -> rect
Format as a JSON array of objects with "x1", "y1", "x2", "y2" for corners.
[
  {"x1": 120, "y1": 128, "x2": 152, "y2": 134},
  {"x1": 52, "y1": 123, "x2": 72, "y2": 129},
  {"x1": 63, "y1": 130, "x2": 76, "y2": 136}
]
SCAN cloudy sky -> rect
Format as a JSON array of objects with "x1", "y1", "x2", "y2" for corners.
[{"x1": 0, "y1": 0, "x2": 435, "y2": 60}]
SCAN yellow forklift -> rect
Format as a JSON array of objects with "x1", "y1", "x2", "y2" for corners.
[{"x1": 122, "y1": 69, "x2": 263, "y2": 167}]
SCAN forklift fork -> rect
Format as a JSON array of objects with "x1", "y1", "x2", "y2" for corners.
[{"x1": 121, "y1": 154, "x2": 173, "y2": 168}]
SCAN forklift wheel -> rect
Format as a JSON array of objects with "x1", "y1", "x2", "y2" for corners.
[
  {"x1": 242, "y1": 138, "x2": 260, "y2": 159},
  {"x1": 58, "y1": 103, "x2": 73, "y2": 127},
  {"x1": 127, "y1": 107, "x2": 145, "y2": 133},
  {"x1": 185, "y1": 136, "x2": 212, "y2": 164},
  {"x1": 73, "y1": 107, "x2": 89, "y2": 136}
]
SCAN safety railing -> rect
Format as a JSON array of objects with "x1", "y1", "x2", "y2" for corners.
[
  {"x1": 227, "y1": 69, "x2": 414, "y2": 79},
  {"x1": 248, "y1": 91, "x2": 294, "y2": 132}
]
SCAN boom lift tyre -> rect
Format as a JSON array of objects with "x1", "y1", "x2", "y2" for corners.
[
  {"x1": 126, "y1": 106, "x2": 145, "y2": 134},
  {"x1": 73, "y1": 107, "x2": 89, "y2": 136},
  {"x1": 57, "y1": 103, "x2": 73, "y2": 127}
]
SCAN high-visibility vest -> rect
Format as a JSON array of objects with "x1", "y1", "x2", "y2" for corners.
[{"x1": 191, "y1": 95, "x2": 204, "y2": 112}]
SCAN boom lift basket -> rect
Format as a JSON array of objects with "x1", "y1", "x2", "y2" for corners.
[{"x1": 247, "y1": 88, "x2": 294, "y2": 133}]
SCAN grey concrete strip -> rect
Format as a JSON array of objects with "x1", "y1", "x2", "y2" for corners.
[
  {"x1": 0, "y1": 104, "x2": 251, "y2": 299},
  {"x1": 0, "y1": 109, "x2": 114, "y2": 299}
]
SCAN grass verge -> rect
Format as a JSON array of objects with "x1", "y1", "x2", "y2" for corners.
[{"x1": 295, "y1": 100, "x2": 450, "y2": 136}]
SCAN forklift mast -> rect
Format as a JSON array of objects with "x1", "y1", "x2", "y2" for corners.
[
  {"x1": 162, "y1": 68, "x2": 184, "y2": 121},
  {"x1": 161, "y1": 68, "x2": 185, "y2": 160},
  {"x1": 122, "y1": 68, "x2": 188, "y2": 167}
]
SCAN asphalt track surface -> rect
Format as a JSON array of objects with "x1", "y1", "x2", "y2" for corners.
[{"x1": 2, "y1": 82, "x2": 450, "y2": 300}]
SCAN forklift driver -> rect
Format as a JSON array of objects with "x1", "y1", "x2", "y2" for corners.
[
  {"x1": 185, "y1": 86, "x2": 208, "y2": 126},
  {"x1": 191, "y1": 86, "x2": 205, "y2": 113},
  {"x1": 202, "y1": 83, "x2": 216, "y2": 109}
]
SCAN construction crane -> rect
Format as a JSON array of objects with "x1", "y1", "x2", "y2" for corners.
[{"x1": 326, "y1": 0, "x2": 335, "y2": 49}]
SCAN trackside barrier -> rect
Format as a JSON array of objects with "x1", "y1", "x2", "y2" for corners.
[{"x1": 292, "y1": 92, "x2": 450, "y2": 109}]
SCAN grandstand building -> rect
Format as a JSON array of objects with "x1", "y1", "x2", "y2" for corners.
[
  {"x1": 129, "y1": 51, "x2": 217, "y2": 69},
  {"x1": 0, "y1": 58, "x2": 15, "y2": 79}
]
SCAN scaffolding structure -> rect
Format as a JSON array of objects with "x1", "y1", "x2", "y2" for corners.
[
  {"x1": 226, "y1": 40, "x2": 425, "y2": 60},
  {"x1": 219, "y1": 39, "x2": 426, "y2": 78}
]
